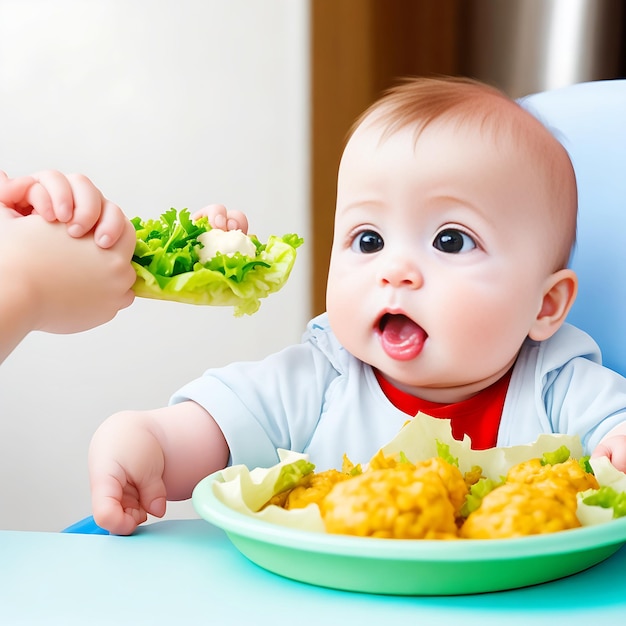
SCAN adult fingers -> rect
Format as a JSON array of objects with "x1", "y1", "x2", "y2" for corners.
[
  {"x1": 64, "y1": 173, "x2": 104, "y2": 236},
  {"x1": 31, "y1": 170, "x2": 74, "y2": 222},
  {"x1": 0, "y1": 175, "x2": 41, "y2": 216},
  {"x1": 92, "y1": 200, "x2": 129, "y2": 248}
]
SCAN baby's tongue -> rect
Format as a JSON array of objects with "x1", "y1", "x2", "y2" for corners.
[{"x1": 379, "y1": 314, "x2": 426, "y2": 361}]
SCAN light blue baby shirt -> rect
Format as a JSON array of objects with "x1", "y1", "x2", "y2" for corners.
[{"x1": 171, "y1": 314, "x2": 626, "y2": 470}]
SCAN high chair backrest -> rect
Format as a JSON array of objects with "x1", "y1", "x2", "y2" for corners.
[{"x1": 520, "y1": 80, "x2": 626, "y2": 378}]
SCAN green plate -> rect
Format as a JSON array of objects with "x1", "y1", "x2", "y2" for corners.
[{"x1": 192, "y1": 471, "x2": 626, "y2": 596}]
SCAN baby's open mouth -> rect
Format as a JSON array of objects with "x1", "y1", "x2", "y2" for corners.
[{"x1": 377, "y1": 313, "x2": 428, "y2": 361}]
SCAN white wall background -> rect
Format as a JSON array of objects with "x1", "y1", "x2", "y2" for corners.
[{"x1": 0, "y1": 0, "x2": 310, "y2": 531}]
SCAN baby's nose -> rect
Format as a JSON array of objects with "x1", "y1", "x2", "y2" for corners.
[{"x1": 378, "y1": 255, "x2": 423, "y2": 289}]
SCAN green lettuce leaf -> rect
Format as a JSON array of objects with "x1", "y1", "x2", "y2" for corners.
[
  {"x1": 209, "y1": 449, "x2": 326, "y2": 532},
  {"x1": 273, "y1": 459, "x2": 316, "y2": 495},
  {"x1": 131, "y1": 208, "x2": 303, "y2": 315},
  {"x1": 577, "y1": 456, "x2": 626, "y2": 525},
  {"x1": 579, "y1": 455, "x2": 594, "y2": 474},
  {"x1": 540, "y1": 445, "x2": 571, "y2": 466},
  {"x1": 436, "y1": 440, "x2": 459, "y2": 467},
  {"x1": 460, "y1": 477, "x2": 503, "y2": 518},
  {"x1": 582, "y1": 486, "x2": 626, "y2": 519}
]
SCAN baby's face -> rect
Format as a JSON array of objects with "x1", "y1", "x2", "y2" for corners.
[{"x1": 326, "y1": 117, "x2": 563, "y2": 403}]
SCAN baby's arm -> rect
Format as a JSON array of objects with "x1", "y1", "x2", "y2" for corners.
[
  {"x1": 0, "y1": 170, "x2": 127, "y2": 248},
  {"x1": 88, "y1": 401, "x2": 230, "y2": 535},
  {"x1": 591, "y1": 423, "x2": 626, "y2": 473}
]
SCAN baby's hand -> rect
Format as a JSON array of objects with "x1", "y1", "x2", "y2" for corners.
[
  {"x1": 89, "y1": 402, "x2": 229, "y2": 535},
  {"x1": 193, "y1": 203, "x2": 249, "y2": 233},
  {"x1": 89, "y1": 411, "x2": 168, "y2": 535},
  {"x1": 592, "y1": 434, "x2": 626, "y2": 473}
]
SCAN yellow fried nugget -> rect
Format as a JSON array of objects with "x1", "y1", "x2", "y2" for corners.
[
  {"x1": 367, "y1": 454, "x2": 468, "y2": 515},
  {"x1": 460, "y1": 482, "x2": 580, "y2": 539},
  {"x1": 412, "y1": 456, "x2": 469, "y2": 516},
  {"x1": 320, "y1": 465, "x2": 460, "y2": 539},
  {"x1": 282, "y1": 469, "x2": 351, "y2": 510},
  {"x1": 367, "y1": 449, "x2": 402, "y2": 470},
  {"x1": 506, "y1": 457, "x2": 599, "y2": 493},
  {"x1": 463, "y1": 465, "x2": 484, "y2": 488}
]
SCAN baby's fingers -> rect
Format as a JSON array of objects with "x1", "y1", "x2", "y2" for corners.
[
  {"x1": 90, "y1": 475, "x2": 143, "y2": 536},
  {"x1": 592, "y1": 435, "x2": 626, "y2": 473},
  {"x1": 91, "y1": 466, "x2": 168, "y2": 536},
  {"x1": 222, "y1": 209, "x2": 249, "y2": 233},
  {"x1": 193, "y1": 203, "x2": 228, "y2": 229},
  {"x1": 193, "y1": 203, "x2": 249, "y2": 233}
]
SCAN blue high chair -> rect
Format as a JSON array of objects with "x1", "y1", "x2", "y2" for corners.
[
  {"x1": 519, "y1": 78, "x2": 626, "y2": 378},
  {"x1": 63, "y1": 78, "x2": 626, "y2": 535}
]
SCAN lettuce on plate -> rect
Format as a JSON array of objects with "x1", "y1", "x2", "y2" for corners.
[
  {"x1": 577, "y1": 456, "x2": 626, "y2": 525},
  {"x1": 208, "y1": 413, "x2": 625, "y2": 534},
  {"x1": 214, "y1": 450, "x2": 325, "y2": 531},
  {"x1": 131, "y1": 208, "x2": 303, "y2": 316}
]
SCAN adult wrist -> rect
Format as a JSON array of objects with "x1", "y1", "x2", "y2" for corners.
[{"x1": 0, "y1": 272, "x2": 37, "y2": 363}]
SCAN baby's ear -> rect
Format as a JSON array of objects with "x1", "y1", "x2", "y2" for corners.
[{"x1": 529, "y1": 269, "x2": 578, "y2": 341}]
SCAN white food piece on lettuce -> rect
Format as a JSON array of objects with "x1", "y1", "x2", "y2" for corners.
[{"x1": 198, "y1": 229, "x2": 257, "y2": 262}]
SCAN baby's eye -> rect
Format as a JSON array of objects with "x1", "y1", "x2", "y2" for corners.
[
  {"x1": 433, "y1": 228, "x2": 476, "y2": 253},
  {"x1": 351, "y1": 230, "x2": 384, "y2": 254}
]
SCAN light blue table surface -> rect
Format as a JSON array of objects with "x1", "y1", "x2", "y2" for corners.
[{"x1": 1, "y1": 519, "x2": 625, "y2": 625}]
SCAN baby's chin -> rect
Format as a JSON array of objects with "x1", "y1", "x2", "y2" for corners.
[{"x1": 373, "y1": 366, "x2": 489, "y2": 404}]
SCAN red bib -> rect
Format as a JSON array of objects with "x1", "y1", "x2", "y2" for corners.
[{"x1": 375, "y1": 369, "x2": 512, "y2": 450}]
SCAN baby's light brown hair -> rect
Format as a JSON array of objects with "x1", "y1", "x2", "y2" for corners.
[{"x1": 346, "y1": 76, "x2": 578, "y2": 270}]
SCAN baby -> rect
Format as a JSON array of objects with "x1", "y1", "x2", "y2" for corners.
[{"x1": 88, "y1": 76, "x2": 626, "y2": 535}]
